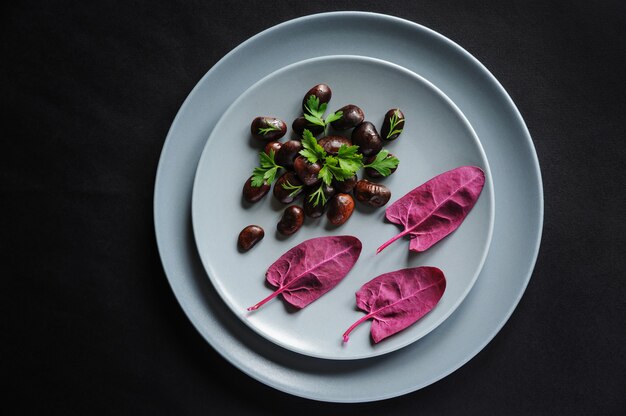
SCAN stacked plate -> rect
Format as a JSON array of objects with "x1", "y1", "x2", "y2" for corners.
[{"x1": 154, "y1": 12, "x2": 543, "y2": 402}]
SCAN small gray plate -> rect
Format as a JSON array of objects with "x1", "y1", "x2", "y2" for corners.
[{"x1": 191, "y1": 55, "x2": 494, "y2": 360}]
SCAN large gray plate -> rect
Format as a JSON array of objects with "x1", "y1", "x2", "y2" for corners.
[
  {"x1": 154, "y1": 12, "x2": 543, "y2": 402},
  {"x1": 191, "y1": 55, "x2": 494, "y2": 360}
]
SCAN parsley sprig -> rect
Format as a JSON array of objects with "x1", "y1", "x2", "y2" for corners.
[
  {"x1": 300, "y1": 129, "x2": 363, "y2": 188},
  {"x1": 251, "y1": 149, "x2": 283, "y2": 187},
  {"x1": 363, "y1": 150, "x2": 400, "y2": 176},
  {"x1": 281, "y1": 180, "x2": 303, "y2": 198},
  {"x1": 300, "y1": 129, "x2": 327, "y2": 163},
  {"x1": 257, "y1": 122, "x2": 281, "y2": 136},
  {"x1": 303, "y1": 95, "x2": 343, "y2": 134},
  {"x1": 307, "y1": 184, "x2": 329, "y2": 207}
]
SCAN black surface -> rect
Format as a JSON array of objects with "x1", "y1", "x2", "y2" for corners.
[{"x1": 3, "y1": 1, "x2": 625, "y2": 414}]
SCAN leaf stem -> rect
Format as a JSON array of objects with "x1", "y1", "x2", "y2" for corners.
[
  {"x1": 342, "y1": 312, "x2": 375, "y2": 343},
  {"x1": 246, "y1": 286, "x2": 287, "y2": 311},
  {"x1": 376, "y1": 230, "x2": 409, "y2": 254}
]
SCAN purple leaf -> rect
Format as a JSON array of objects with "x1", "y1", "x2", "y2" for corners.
[
  {"x1": 377, "y1": 166, "x2": 485, "y2": 254},
  {"x1": 247, "y1": 236, "x2": 362, "y2": 311},
  {"x1": 342, "y1": 267, "x2": 446, "y2": 343}
]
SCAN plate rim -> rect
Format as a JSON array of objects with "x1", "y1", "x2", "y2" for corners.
[{"x1": 154, "y1": 11, "x2": 543, "y2": 402}]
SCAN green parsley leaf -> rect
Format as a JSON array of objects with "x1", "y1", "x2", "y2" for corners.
[
  {"x1": 303, "y1": 95, "x2": 344, "y2": 133},
  {"x1": 299, "y1": 129, "x2": 327, "y2": 163},
  {"x1": 303, "y1": 113, "x2": 326, "y2": 127},
  {"x1": 307, "y1": 183, "x2": 328, "y2": 207},
  {"x1": 324, "y1": 110, "x2": 343, "y2": 125},
  {"x1": 363, "y1": 150, "x2": 399, "y2": 176},
  {"x1": 305, "y1": 95, "x2": 324, "y2": 119},
  {"x1": 250, "y1": 149, "x2": 283, "y2": 187},
  {"x1": 336, "y1": 144, "x2": 363, "y2": 172},
  {"x1": 281, "y1": 180, "x2": 303, "y2": 198},
  {"x1": 257, "y1": 123, "x2": 280, "y2": 136}
]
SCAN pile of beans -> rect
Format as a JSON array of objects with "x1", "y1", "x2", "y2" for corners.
[{"x1": 238, "y1": 84, "x2": 405, "y2": 251}]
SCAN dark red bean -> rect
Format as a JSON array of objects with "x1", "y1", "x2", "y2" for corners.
[
  {"x1": 351, "y1": 122, "x2": 382, "y2": 156},
  {"x1": 242, "y1": 176, "x2": 270, "y2": 203},
  {"x1": 302, "y1": 84, "x2": 332, "y2": 113},
  {"x1": 303, "y1": 184, "x2": 335, "y2": 218},
  {"x1": 275, "y1": 140, "x2": 303, "y2": 170},
  {"x1": 317, "y1": 135, "x2": 352, "y2": 155},
  {"x1": 273, "y1": 172, "x2": 303, "y2": 204},
  {"x1": 354, "y1": 179, "x2": 391, "y2": 207},
  {"x1": 250, "y1": 117, "x2": 287, "y2": 141},
  {"x1": 293, "y1": 156, "x2": 321, "y2": 187},
  {"x1": 327, "y1": 193, "x2": 355, "y2": 225},
  {"x1": 380, "y1": 108, "x2": 405, "y2": 141},
  {"x1": 264, "y1": 141, "x2": 282, "y2": 156},
  {"x1": 277, "y1": 205, "x2": 305, "y2": 236},
  {"x1": 330, "y1": 105, "x2": 364, "y2": 130},
  {"x1": 333, "y1": 174, "x2": 358, "y2": 194},
  {"x1": 238, "y1": 225, "x2": 264, "y2": 251},
  {"x1": 292, "y1": 117, "x2": 324, "y2": 137}
]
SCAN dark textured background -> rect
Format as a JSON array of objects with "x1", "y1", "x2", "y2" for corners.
[{"x1": 3, "y1": 1, "x2": 625, "y2": 414}]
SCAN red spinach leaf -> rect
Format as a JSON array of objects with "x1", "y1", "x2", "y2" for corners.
[
  {"x1": 247, "y1": 236, "x2": 362, "y2": 311},
  {"x1": 342, "y1": 267, "x2": 446, "y2": 343},
  {"x1": 377, "y1": 166, "x2": 485, "y2": 254}
]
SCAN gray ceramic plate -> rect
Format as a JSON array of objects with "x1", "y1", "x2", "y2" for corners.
[
  {"x1": 191, "y1": 55, "x2": 494, "y2": 360},
  {"x1": 154, "y1": 12, "x2": 542, "y2": 402}
]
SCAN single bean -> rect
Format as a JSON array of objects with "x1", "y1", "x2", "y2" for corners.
[
  {"x1": 302, "y1": 84, "x2": 332, "y2": 113},
  {"x1": 242, "y1": 176, "x2": 270, "y2": 203},
  {"x1": 327, "y1": 193, "x2": 355, "y2": 225},
  {"x1": 380, "y1": 108, "x2": 405, "y2": 141},
  {"x1": 330, "y1": 105, "x2": 364, "y2": 130},
  {"x1": 303, "y1": 184, "x2": 335, "y2": 218},
  {"x1": 237, "y1": 225, "x2": 264, "y2": 251},
  {"x1": 275, "y1": 140, "x2": 303, "y2": 170},
  {"x1": 351, "y1": 122, "x2": 383, "y2": 156},
  {"x1": 273, "y1": 171, "x2": 303, "y2": 204},
  {"x1": 292, "y1": 117, "x2": 324, "y2": 137},
  {"x1": 264, "y1": 141, "x2": 282, "y2": 156},
  {"x1": 277, "y1": 205, "x2": 305, "y2": 235},
  {"x1": 333, "y1": 174, "x2": 358, "y2": 194},
  {"x1": 354, "y1": 179, "x2": 391, "y2": 207},
  {"x1": 317, "y1": 135, "x2": 352, "y2": 155},
  {"x1": 250, "y1": 117, "x2": 287, "y2": 141},
  {"x1": 294, "y1": 156, "x2": 322, "y2": 186}
]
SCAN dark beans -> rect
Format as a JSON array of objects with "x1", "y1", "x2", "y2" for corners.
[
  {"x1": 330, "y1": 105, "x2": 364, "y2": 130},
  {"x1": 275, "y1": 140, "x2": 303, "y2": 170},
  {"x1": 380, "y1": 108, "x2": 405, "y2": 141},
  {"x1": 351, "y1": 122, "x2": 383, "y2": 156},
  {"x1": 333, "y1": 174, "x2": 358, "y2": 194},
  {"x1": 317, "y1": 135, "x2": 352, "y2": 155},
  {"x1": 364, "y1": 153, "x2": 398, "y2": 178},
  {"x1": 238, "y1": 225, "x2": 264, "y2": 251},
  {"x1": 292, "y1": 117, "x2": 324, "y2": 137},
  {"x1": 273, "y1": 172, "x2": 303, "y2": 204},
  {"x1": 293, "y1": 156, "x2": 321, "y2": 186},
  {"x1": 302, "y1": 84, "x2": 332, "y2": 113},
  {"x1": 277, "y1": 205, "x2": 305, "y2": 235},
  {"x1": 250, "y1": 117, "x2": 287, "y2": 141},
  {"x1": 242, "y1": 176, "x2": 270, "y2": 203},
  {"x1": 354, "y1": 179, "x2": 391, "y2": 207},
  {"x1": 303, "y1": 184, "x2": 335, "y2": 218},
  {"x1": 264, "y1": 141, "x2": 282, "y2": 156},
  {"x1": 327, "y1": 193, "x2": 355, "y2": 225}
]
